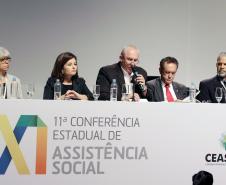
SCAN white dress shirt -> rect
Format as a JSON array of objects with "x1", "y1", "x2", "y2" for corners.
[{"x1": 121, "y1": 67, "x2": 133, "y2": 85}]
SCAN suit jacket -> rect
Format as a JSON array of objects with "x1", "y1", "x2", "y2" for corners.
[
  {"x1": 146, "y1": 77, "x2": 188, "y2": 102},
  {"x1": 43, "y1": 77, "x2": 93, "y2": 100},
  {"x1": 196, "y1": 75, "x2": 226, "y2": 103},
  {"x1": 96, "y1": 62, "x2": 147, "y2": 100},
  {"x1": 3, "y1": 73, "x2": 23, "y2": 99}
]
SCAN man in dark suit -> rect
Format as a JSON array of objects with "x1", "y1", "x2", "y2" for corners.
[
  {"x1": 96, "y1": 45, "x2": 147, "y2": 101},
  {"x1": 197, "y1": 52, "x2": 226, "y2": 103},
  {"x1": 146, "y1": 56, "x2": 188, "y2": 102}
]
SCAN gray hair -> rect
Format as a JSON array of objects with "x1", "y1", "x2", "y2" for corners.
[
  {"x1": 217, "y1": 52, "x2": 226, "y2": 62},
  {"x1": 0, "y1": 47, "x2": 11, "y2": 59}
]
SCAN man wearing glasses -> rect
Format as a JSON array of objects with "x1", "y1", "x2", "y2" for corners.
[
  {"x1": 0, "y1": 47, "x2": 23, "y2": 99},
  {"x1": 96, "y1": 45, "x2": 147, "y2": 101}
]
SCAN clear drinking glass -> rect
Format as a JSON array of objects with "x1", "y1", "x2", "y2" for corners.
[
  {"x1": 121, "y1": 83, "x2": 133, "y2": 101},
  {"x1": 215, "y1": 87, "x2": 223, "y2": 103},
  {"x1": 26, "y1": 83, "x2": 35, "y2": 98},
  {"x1": 93, "y1": 85, "x2": 100, "y2": 101},
  {"x1": 10, "y1": 80, "x2": 18, "y2": 99}
]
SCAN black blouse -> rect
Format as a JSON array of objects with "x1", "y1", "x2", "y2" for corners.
[
  {"x1": 43, "y1": 77, "x2": 93, "y2": 100},
  {"x1": 61, "y1": 84, "x2": 73, "y2": 95}
]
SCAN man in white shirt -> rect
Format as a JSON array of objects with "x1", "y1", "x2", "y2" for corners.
[{"x1": 146, "y1": 56, "x2": 188, "y2": 102}]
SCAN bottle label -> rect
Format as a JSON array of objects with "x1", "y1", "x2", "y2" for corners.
[
  {"x1": 54, "y1": 92, "x2": 61, "y2": 100},
  {"x1": 110, "y1": 88, "x2": 117, "y2": 101}
]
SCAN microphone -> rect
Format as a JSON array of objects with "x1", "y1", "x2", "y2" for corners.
[{"x1": 132, "y1": 67, "x2": 145, "y2": 92}]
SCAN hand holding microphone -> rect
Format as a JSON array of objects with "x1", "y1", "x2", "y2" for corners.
[{"x1": 131, "y1": 67, "x2": 146, "y2": 92}]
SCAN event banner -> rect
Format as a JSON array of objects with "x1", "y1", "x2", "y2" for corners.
[{"x1": 0, "y1": 100, "x2": 225, "y2": 185}]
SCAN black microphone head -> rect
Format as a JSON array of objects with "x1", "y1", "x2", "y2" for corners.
[
  {"x1": 131, "y1": 66, "x2": 139, "y2": 77},
  {"x1": 131, "y1": 66, "x2": 136, "y2": 73}
]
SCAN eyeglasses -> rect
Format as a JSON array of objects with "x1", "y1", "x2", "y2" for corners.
[{"x1": 0, "y1": 57, "x2": 11, "y2": 63}]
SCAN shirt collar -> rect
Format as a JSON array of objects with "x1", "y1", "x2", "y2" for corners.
[{"x1": 161, "y1": 80, "x2": 173, "y2": 88}]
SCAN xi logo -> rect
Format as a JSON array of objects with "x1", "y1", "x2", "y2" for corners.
[{"x1": 0, "y1": 115, "x2": 47, "y2": 175}]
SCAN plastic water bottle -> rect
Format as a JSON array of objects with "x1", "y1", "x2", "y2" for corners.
[
  {"x1": 10, "y1": 77, "x2": 18, "y2": 99},
  {"x1": 54, "y1": 79, "x2": 61, "y2": 100},
  {"x1": 189, "y1": 82, "x2": 196, "y2": 103},
  {"x1": 110, "y1": 79, "x2": 117, "y2": 101}
]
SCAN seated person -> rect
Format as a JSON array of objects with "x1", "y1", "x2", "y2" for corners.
[
  {"x1": 146, "y1": 56, "x2": 188, "y2": 102},
  {"x1": 96, "y1": 45, "x2": 147, "y2": 101},
  {"x1": 43, "y1": 52, "x2": 93, "y2": 100},
  {"x1": 192, "y1": 170, "x2": 213, "y2": 185},
  {"x1": 0, "y1": 47, "x2": 23, "y2": 99},
  {"x1": 197, "y1": 52, "x2": 226, "y2": 103}
]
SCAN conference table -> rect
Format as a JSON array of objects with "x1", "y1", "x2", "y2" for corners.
[{"x1": 0, "y1": 99, "x2": 225, "y2": 185}]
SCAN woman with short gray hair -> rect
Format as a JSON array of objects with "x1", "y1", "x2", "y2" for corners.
[{"x1": 0, "y1": 47, "x2": 23, "y2": 99}]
